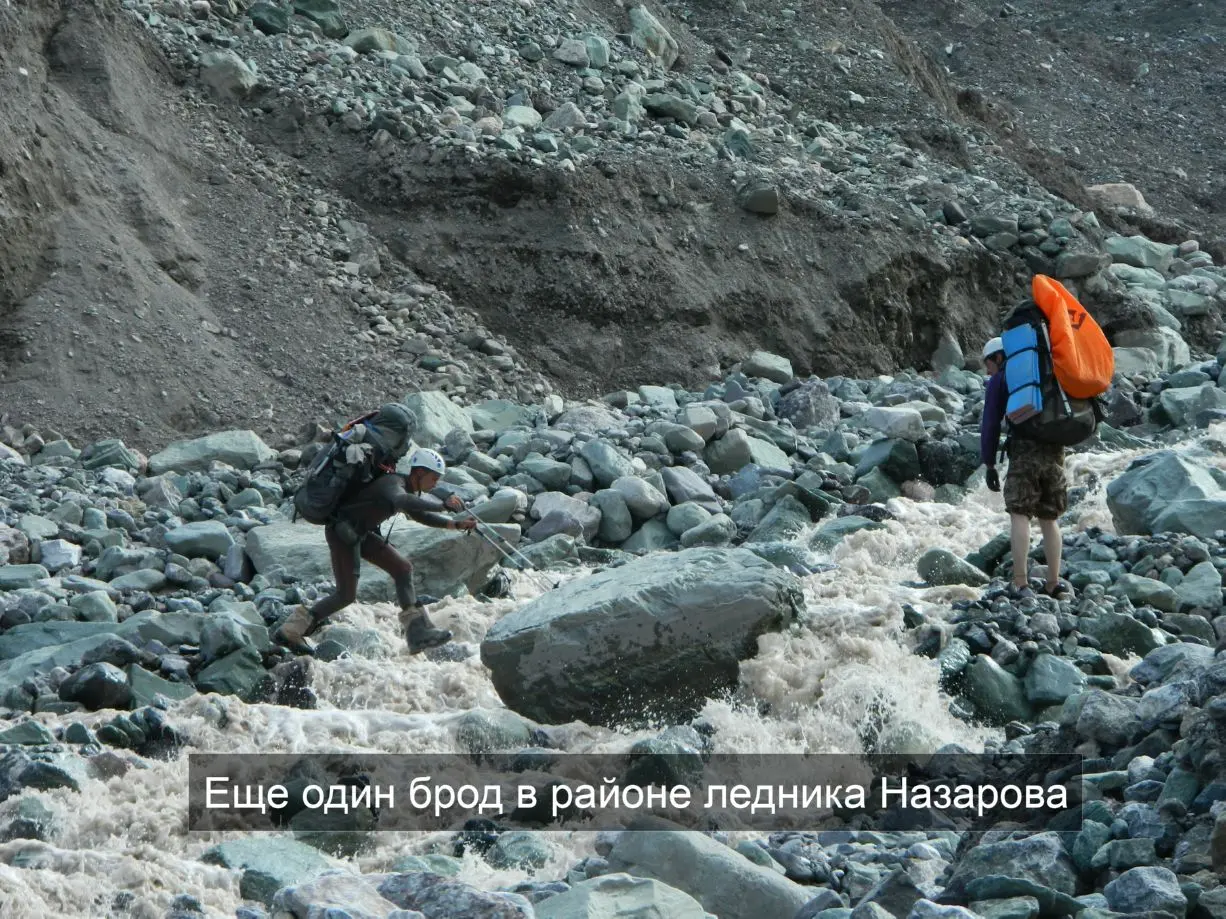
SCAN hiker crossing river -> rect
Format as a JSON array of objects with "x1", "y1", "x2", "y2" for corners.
[{"x1": 274, "y1": 404, "x2": 477, "y2": 655}]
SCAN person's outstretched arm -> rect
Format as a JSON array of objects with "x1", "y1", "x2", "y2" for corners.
[{"x1": 390, "y1": 479, "x2": 474, "y2": 529}]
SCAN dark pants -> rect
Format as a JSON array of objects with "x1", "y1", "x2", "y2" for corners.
[{"x1": 305, "y1": 524, "x2": 417, "y2": 636}]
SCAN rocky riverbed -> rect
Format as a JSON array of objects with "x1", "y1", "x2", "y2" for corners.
[{"x1": 2, "y1": 327, "x2": 1226, "y2": 917}]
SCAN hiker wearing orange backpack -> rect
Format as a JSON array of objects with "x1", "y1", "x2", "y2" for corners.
[
  {"x1": 981, "y1": 275, "x2": 1115, "y2": 602},
  {"x1": 981, "y1": 337, "x2": 1070, "y2": 602}
]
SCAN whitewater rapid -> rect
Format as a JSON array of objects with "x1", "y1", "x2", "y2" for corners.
[{"x1": 1, "y1": 435, "x2": 1217, "y2": 918}]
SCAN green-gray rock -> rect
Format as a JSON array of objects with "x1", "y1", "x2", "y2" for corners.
[
  {"x1": 0, "y1": 721, "x2": 55, "y2": 745},
  {"x1": 607, "y1": 828, "x2": 812, "y2": 919},
  {"x1": 148, "y1": 430, "x2": 275, "y2": 474},
  {"x1": 537, "y1": 873, "x2": 709, "y2": 918},
  {"x1": 621, "y1": 518, "x2": 680, "y2": 554},
  {"x1": 1072, "y1": 820, "x2": 1113, "y2": 874},
  {"x1": 248, "y1": 1, "x2": 290, "y2": 34},
  {"x1": 1106, "y1": 451, "x2": 1226, "y2": 539},
  {"x1": 520, "y1": 455, "x2": 572, "y2": 490},
  {"x1": 1157, "y1": 384, "x2": 1226, "y2": 428},
  {"x1": 19, "y1": 514, "x2": 59, "y2": 540},
  {"x1": 126, "y1": 664, "x2": 196, "y2": 707},
  {"x1": 943, "y1": 833, "x2": 1078, "y2": 899},
  {"x1": 742, "y1": 351, "x2": 793, "y2": 384},
  {"x1": 705, "y1": 429, "x2": 755, "y2": 474},
  {"x1": 81, "y1": 438, "x2": 142, "y2": 471},
  {"x1": 858, "y1": 467, "x2": 901, "y2": 503},
  {"x1": 1069, "y1": 690, "x2": 1141, "y2": 746},
  {"x1": 917, "y1": 548, "x2": 990, "y2": 587},
  {"x1": 578, "y1": 441, "x2": 635, "y2": 488},
  {"x1": 290, "y1": 805, "x2": 377, "y2": 858},
  {"x1": 291, "y1": 0, "x2": 346, "y2": 38},
  {"x1": 666, "y1": 502, "x2": 711, "y2": 537},
  {"x1": 480, "y1": 548, "x2": 803, "y2": 726},
  {"x1": 969, "y1": 897, "x2": 1041, "y2": 919},
  {"x1": 402, "y1": 391, "x2": 473, "y2": 447},
  {"x1": 963, "y1": 655, "x2": 1033, "y2": 725},
  {"x1": 963, "y1": 878, "x2": 1083, "y2": 916},
  {"x1": 1157, "y1": 766, "x2": 1200, "y2": 810},
  {"x1": 201, "y1": 838, "x2": 333, "y2": 907},
  {"x1": 70, "y1": 591, "x2": 118, "y2": 623},
  {"x1": 747, "y1": 495, "x2": 811, "y2": 544},
  {"x1": 164, "y1": 521, "x2": 235, "y2": 559},
  {"x1": 485, "y1": 831, "x2": 557, "y2": 870},
  {"x1": 453, "y1": 708, "x2": 532, "y2": 755},
  {"x1": 466, "y1": 399, "x2": 541, "y2": 433},
  {"x1": 643, "y1": 93, "x2": 698, "y2": 126},
  {"x1": 1078, "y1": 611, "x2": 1165, "y2": 657},
  {"x1": 344, "y1": 27, "x2": 414, "y2": 54},
  {"x1": 810, "y1": 516, "x2": 885, "y2": 550},
  {"x1": 1176, "y1": 560, "x2": 1222, "y2": 612},
  {"x1": 967, "y1": 533, "x2": 1011, "y2": 575},
  {"x1": 855, "y1": 438, "x2": 921, "y2": 483},
  {"x1": 1023, "y1": 654, "x2": 1086, "y2": 705},
  {"x1": 194, "y1": 646, "x2": 269, "y2": 702},
  {"x1": 1091, "y1": 838, "x2": 1157, "y2": 870},
  {"x1": 680, "y1": 513, "x2": 737, "y2": 547},
  {"x1": 0, "y1": 564, "x2": 50, "y2": 590},
  {"x1": 627, "y1": 5, "x2": 679, "y2": 70},
  {"x1": 1106, "y1": 235, "x2": 1176, "y2": 272},
  {"x1": 0, "y1": 622, "x2": 120, "y2": 661},
  {"x1": 109, "y1": 569, "x2": 168, "y2": 592},
  {"x1": 592, "y1": 490, "x2": 633, "y2": 543}
]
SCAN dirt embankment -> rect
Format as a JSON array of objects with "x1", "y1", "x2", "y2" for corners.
[
  {"x1": 2, "y1": 0, "x2": 1222, "y2": 450},
  {"x1": 0, "y1": 0, "x2": 453, "y2": 450}
]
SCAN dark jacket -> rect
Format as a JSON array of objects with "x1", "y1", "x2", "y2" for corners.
[
  {"x1": 980, "y1": 370, "x2": 1007, "y2": 467},
  {"x1": 334, "y1": 473, "x2": 453, "y2": 535}
]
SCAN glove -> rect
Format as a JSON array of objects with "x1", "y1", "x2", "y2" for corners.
[
  {"x1": 986, "y1": 467, "x2": 1001, "y2": 492},
  {"x1": 344, "y1": 442, "x2": 373, "y2": 465}
]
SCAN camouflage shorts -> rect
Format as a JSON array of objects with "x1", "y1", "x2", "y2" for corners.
[{"x1": 1004, "y1": 439, "x2": 1067, "y2": 520}]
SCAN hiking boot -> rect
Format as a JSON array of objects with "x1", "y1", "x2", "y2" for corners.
[
  {"x1": 273, "y1": 605, "x2": 317, "y2": 654},
  {"x1": 399, "y1": 605, "x2": 452, "y2": 654}
]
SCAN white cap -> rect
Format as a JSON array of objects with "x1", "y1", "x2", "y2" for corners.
[
  {"x1": 408, "y1": 447, "x2": 446, "y2": 475},
  {"x1": 982, "y1": 337, "x2": 1004, "y2": 360}
]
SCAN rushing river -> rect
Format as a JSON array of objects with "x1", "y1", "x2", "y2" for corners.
[{"x1": 0, "y1": 436, "x2": 1214, "y2": 918}]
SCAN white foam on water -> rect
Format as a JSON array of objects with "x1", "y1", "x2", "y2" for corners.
[{"x1": 3, "y1": 432, "x2": 1219, "y2": 917}]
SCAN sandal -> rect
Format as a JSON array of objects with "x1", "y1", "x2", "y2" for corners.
[{"x1": 1006, "y1": 584, "x2": 1036, "y2": 601}]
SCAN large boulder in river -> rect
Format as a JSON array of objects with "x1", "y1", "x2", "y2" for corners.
[
  {"x1": 247, "y1": 521, "x2": 519, "y2": 600},
  {"x1": 480, "y1": 548, "x2": 804, "y2": 725},
  {"x1": 1106, "y1": 451, "x2": 1226, "y2": 539}
]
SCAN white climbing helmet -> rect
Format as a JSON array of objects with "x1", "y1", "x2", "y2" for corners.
[
  {"x1": 982, "y1": 337, "x2": 1004, "y2": 360},
  {"x1": 408, "y1": 447, "x2": 446, "y2": 476}
]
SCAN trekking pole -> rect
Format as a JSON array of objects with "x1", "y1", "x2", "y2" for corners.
[
  {"x1": 472, "y1": 526, "x2": 533, "y2": 571},
  {"x1": 454, "y1": 501, "x2": 539, "y2": 571},
  {"x1": 455, "y1": 499, "x2": 565, "y2": 590}
]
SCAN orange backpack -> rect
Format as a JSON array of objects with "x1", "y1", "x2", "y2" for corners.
[{"x1": 1030, "y1": 274, "x2": 1114, "y2": 399}]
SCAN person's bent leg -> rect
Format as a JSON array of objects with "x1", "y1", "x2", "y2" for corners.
[
  {"x1": 1009, "y1": 513, "x2": 1032, "y2": 589},
  {"x1": 360, "y1": 536, "x2": 416, "y2": 607},
  {"x1": 362, "y1": 538, "x2": 452, "y2": 652},
  {"x1": 299, "y1": 527, "x2": 360, "y2": 636}
]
